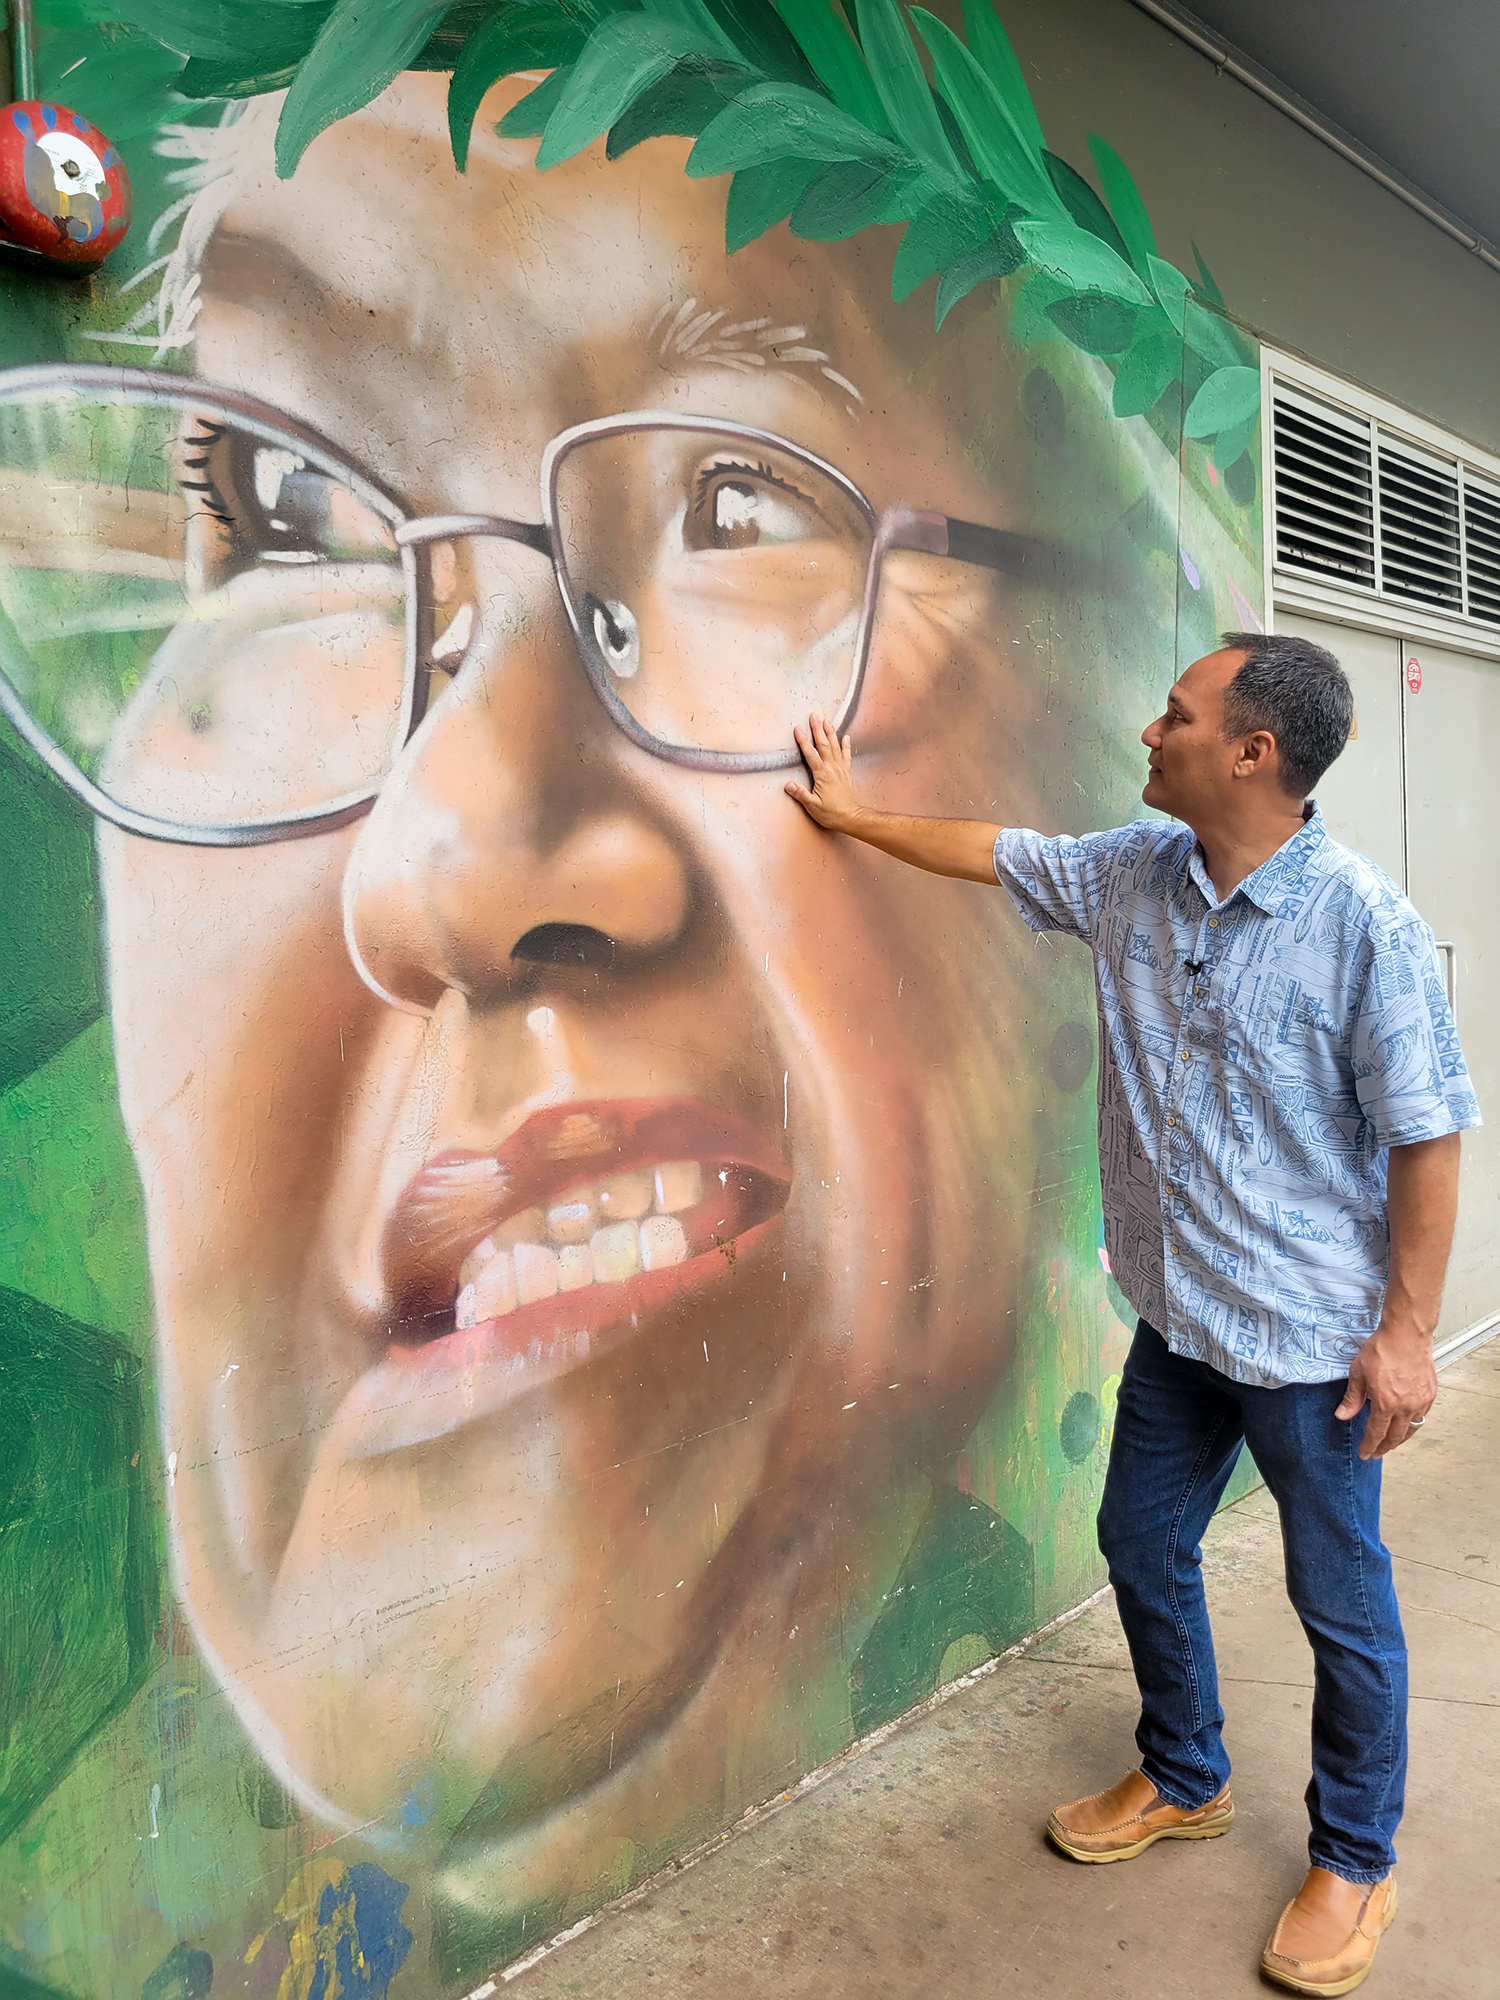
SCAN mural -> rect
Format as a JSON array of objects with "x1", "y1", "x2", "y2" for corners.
[{"x1": 0, "y1": 1, "x2": 1262, "y2": 1990}]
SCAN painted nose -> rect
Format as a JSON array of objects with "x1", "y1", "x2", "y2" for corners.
[{"x1": 342, "y1": 541, "x2": 692, "y2": 1014}]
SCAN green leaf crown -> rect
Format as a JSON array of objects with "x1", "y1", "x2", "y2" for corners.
[{"x1": 100, "y1": 0, "x2": 1261, "y2": 461}]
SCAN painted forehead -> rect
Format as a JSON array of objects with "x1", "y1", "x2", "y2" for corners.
[{"x1": 191, "y1": 86, "x2": 869, "y2": 398}]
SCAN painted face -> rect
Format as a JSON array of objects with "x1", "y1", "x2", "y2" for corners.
[{"x1": 100, "y1": 76, "x2": 1056, "y2": 1860}]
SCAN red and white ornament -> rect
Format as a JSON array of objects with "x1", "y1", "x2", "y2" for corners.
[{"x1": 0, "y1": 98, "x2": 131, "y2": 269}]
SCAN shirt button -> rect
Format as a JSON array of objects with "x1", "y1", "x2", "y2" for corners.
[
  {"x1": 1166, "y1": 1114, "x2": 1179, "y2": 1127},
  {"x1": 1180, "y1": 1050, "x2": 1192, "y2": 1062},
  {"x1": 1208, "y1": 917, "x2": 1220, "y2": 928}
]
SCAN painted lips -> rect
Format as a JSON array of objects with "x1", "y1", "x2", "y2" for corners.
[{"x1": 337, "y1": 1099, "x2": 791, "y2": 1457}]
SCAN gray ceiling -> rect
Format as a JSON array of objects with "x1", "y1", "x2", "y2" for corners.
[{"x1": 1181, "y1": 0, "x2": 1500, "y2": 247}]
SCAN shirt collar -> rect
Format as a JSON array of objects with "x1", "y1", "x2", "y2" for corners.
[{"x1": 1185, "y1": 802, "x2": 1330, "y2": 916}]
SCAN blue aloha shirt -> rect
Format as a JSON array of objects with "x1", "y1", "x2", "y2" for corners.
[{"x1": 994, "y1": 805, "x2": 1482, "y2": 1386}]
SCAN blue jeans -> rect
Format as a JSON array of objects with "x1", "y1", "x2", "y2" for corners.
[{"x1": 1098, "y1": 1321, "x2": 1406, "y2": 1884}]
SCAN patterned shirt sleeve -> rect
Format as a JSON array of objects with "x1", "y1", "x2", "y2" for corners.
[
  {"x1": 1351, "y1": 918, "x2": 1484, "y2": 1146},
  {"x1": 991, "y1": 826, "x2": 1127, "y2": 943}
]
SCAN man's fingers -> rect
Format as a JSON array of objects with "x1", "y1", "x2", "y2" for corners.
[
  {"x1": 1334, "y1": 1369, "x2": 1365, "y2": 1422},
  {"x1": 1358, "y1": 1408, "x2": 1396, "y2": 1460}
]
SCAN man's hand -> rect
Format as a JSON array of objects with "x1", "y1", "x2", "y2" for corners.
[
  {"x1": 785, "y1": 714, "x2": 861, "y2": 832},
  {"x1": 1335, "y1": 1324, "x2": 1438, "y2": 1460},
  {"x1": 1335, "y1": 1130, "x2": 1460, "y2": 1459},
  {"x1": 783, "y1": 713, "x2": 1004, "y2": 881}
]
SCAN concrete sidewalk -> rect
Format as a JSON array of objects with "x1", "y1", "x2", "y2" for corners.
[{"x1": 507, "y1": 1334, "x2": 1500, "y2": 1999}]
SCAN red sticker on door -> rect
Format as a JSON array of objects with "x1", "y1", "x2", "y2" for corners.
[{"x1": 1406, "y1": 656, "x2": 1423, "y2": 694}]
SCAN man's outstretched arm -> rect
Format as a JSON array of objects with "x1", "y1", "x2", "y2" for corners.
[{"x1": 784, "y1": 714, "x2": 1002, "y2": 883}]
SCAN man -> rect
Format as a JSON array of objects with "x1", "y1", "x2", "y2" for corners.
[{"x1": 786, "y1": 630, "x2": 1481, "y2": 1996}]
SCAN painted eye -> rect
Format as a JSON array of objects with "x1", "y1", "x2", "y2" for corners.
[
  {"x1": 689, "y1": 468, "x2": 822, "y2": 552},
  {"x1": 592, "y1": 596, "x2": 640, "y2": 678}
]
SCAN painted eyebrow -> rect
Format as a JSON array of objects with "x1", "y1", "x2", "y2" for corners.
[{"x1": 648, "y1": 296, "x2": 864, "y2": 412}]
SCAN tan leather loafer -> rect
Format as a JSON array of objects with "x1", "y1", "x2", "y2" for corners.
[
  {"x1": 1261, "y1": 1867, "x2": 1398, "y2": 1995},
  {"x1": 1045, "y1": 1766, "x2": 1234, "y2": 1862}
]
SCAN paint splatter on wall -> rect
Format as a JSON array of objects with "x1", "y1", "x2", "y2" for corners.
[{"x1": 0, "y1": 4, "x2": 1262, "y2": 1990}]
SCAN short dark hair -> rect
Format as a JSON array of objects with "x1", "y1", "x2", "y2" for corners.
[{"x1": 1217, "y1": 632, "x2": 1354, "y2": 797}]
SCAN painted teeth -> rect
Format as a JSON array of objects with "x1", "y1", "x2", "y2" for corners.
[{"x1": 454, "y1": 1160, "x2": 704, "y2": 1329}]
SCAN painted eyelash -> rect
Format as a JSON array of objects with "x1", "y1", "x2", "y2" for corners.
[
  {"x1": 181, "y1": 420, "x2": 236, "y2": 527},
  {"x1": 691, "y1": 457, "x2": 815, "y2": 516}
]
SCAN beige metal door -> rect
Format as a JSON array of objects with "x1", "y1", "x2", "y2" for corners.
[{"x1": 1400, "y1": 638, "x2": 1500, "y2": 1340}]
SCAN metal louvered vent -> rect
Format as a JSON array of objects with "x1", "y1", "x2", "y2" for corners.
[
  {"x1": 1272, "y1": 376, "x2": 1500, "y2": 631},
  {"x1": 1378, "y1": 439, "x2": 1459, "y2": 610},
  {"x1": 1464, "y1": 477, "x2": 1500, "y2": 625},
  {"x1": 1273, "y1": 389, "x2": 1374, "y2": 587}
]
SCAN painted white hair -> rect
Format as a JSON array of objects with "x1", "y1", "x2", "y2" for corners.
[{"x1": 90, "y1": 96, "x2": 281, "y2": 362}]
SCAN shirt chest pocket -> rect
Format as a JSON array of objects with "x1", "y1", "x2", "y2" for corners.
[{"x1": 1237, "y1": 985, "x2": 1349, "y2": 1095}]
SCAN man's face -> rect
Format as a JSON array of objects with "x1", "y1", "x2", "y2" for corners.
[
  {"x1": 1140, "y1": 647, "x2": 1246, "y2": 822},
  {"x1": 99, "y1": 77, "x2": 1051, "y2": 1849}
]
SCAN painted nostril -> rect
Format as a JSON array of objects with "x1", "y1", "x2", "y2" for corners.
[{"x1": 512, "y1": 922, "x2": 617, "y2": 969}]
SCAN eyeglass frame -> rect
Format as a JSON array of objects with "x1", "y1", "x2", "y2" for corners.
[{"x1": 0, "y1": 362, "x2": 1048, "y2": 849}]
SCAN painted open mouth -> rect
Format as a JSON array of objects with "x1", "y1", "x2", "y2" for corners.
[{"x1": 334, "y1": 1100, "x2": 791, "y2": 1457}]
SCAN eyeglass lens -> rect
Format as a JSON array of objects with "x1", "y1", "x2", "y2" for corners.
[
  {"x1": 0, "y1": 388, "x2": 408, "y2": 830},
  {"x1": 551, "y1": 426, "x2": 873, "y2": 758}
]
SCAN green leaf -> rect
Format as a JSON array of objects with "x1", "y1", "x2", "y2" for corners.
[
  {"x1": 650, "y1": 0, "x2": 744, "y2": 59},
  {"x1": 724, "y1": 155, "x2": 822, "y2": 248},
  {"x1": 1110, "y1": 329, "x2": 1179, "y2": 418},
  {"x1": 1046, "y1": 292, "x2": 1138, "y2": 356},
  {"x1": 536, "y1": 15, "x2": 735, "y2": 168},
  {"x1": 109, "y1": 0, "x2": 328, "y2": 64},
  {"x1": 1085, "y1": 133, "x2": 1156, "y2": 273},
  {"x1": 177, "y1": 51, "x2": 299, "y2": 94},
  {"x1": 960, "y1": 0, "x2": 1044, "y2": 160},
  {"x1": 1211, "y1": 411, "x2": 1258, "y2": 470},
  {"x1": 1043, "y1": 150, "x2": 1129, "y2": 263},
  {"x1": 934, "y1": 220, "x2": 1023, "y2": 326},
  {"x1": 1191, "y1": 240, "x2": 1224, "y2": 305},
  {"x1": 606, "y1": 57, "x2": 754, "y2": 156},
  {"x1": 790, "y1": 155, "x2": 922, "y2": 237},
  {"x1": 448, "y1": 3, "x2": 590, "y2": 169},
  {"x1": 854, "y1": 0, "x2": 962, "y2": 174},
  {"x1": 909, "y1": 10, "x2": 1060, "y2": 214},
  {"x1": 697, "y1": 0, "x2": 819, "y2": 88},
  {"x1": 1008, "y1": 268, "x2": 1069, "y2": 344},
  {"x1": 892, "y1": 187, "x2": 999, "y2": 299},
  {"x1": 498, "y1": 65, "x2": 571, "y2": 135},
  {"x1": 275, "y1": 0, "x2": 453, "y2": 178},
  {"x1": 1147, "y1": 253, "x2": 1189, "y2": 334},
  {"x1": 1183, "y1": 300, "x2": 1246, "y2": 372},
  {"x1": 1012, "y1": 217, "x2": 1152, "y2": 304},
  {"x1": 688, "y1": 79, "x2": 906, "y2": 175},
  {"x1": 768, "y1": 0, "x2": 890, "y2": 132},
  {"x1": 1183, "y1": 364, "x2": 1261, "y2": 439}
]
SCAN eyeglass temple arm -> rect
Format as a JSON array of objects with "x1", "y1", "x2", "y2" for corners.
[{"x1": 877, "y1": 506, "x2": 1057, "y2": 580}]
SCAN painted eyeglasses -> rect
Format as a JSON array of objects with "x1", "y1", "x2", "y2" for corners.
[{"x1": 0, "y1": 364, "x2": 1040, "y2": 847}]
